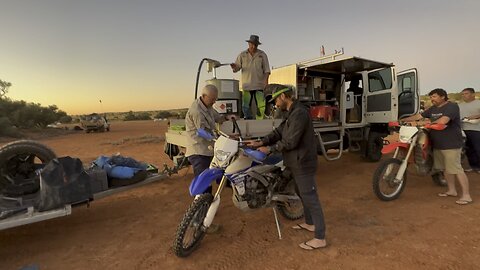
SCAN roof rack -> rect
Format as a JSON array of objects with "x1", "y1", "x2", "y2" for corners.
[{"x1": 297, "y1": 48, "x2": 345, "y2": 68}]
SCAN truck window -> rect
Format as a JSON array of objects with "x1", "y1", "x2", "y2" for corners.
[
  {"x1": 368, "y1": 68, "x2": 392, "y2": 92},
  {"x1": 398, "y1": 74, "x2": 414, "y2": 93}
]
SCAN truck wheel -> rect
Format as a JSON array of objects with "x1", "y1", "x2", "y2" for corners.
[
  {"x1": 366, "y1": 132, "x2": 384, "y2": 162},
  {"x1": 164, "y1": 143, "x2": 180, "y2": 160},
  {"x1": 0, "y1": 140, "x2": 57, "y2": 196}
]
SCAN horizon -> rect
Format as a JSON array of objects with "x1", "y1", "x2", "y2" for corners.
[{"x1": 1, "y1": 0, "x2": 478, "y2": 115}]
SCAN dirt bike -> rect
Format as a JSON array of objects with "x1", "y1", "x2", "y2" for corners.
[
  {"x1": 172, "y1": 120, "x2": 304, "y2": 257},
  {"x1": 372, "y1": 121, "x2": 447, "y2": 201}
]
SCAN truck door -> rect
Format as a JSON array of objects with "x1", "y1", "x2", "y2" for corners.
[
  {"x1": 397, "y1": 68, "x2": 419, "y2": 118},
  {"x1": 365, "y1": 67, "x2": 397, "y2": 123}
]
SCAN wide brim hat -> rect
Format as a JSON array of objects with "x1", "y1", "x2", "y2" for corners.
[{"x1": 246, "y1": 35, "x2": 261, "y2": 45}]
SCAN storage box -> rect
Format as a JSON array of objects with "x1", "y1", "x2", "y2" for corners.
[{"x1": 86, "y1": 168, "x2": 108, "y2": 193}]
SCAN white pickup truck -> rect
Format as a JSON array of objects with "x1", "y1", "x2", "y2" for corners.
[{"x1": 164, "y1": 50, "x2": 419, "y2": 165}]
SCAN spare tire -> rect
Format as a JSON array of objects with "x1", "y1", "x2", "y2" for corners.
[{"x1": 0, "y1": 140, "x2": 57, "y2": 196}]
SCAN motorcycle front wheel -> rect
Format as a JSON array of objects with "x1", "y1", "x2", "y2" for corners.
[
  {"x1": 372, "y1": 158, "x2": 407, "y2": 201},
  {"x1": 173, "y1": 193, "x2": 213, "y2": 257}
]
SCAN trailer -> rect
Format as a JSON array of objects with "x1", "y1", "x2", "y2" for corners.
[
  {"x1": 164, "y1": 50, "x2": 420, "y2": 166},
  {"x1": 0, "y1": 140, "x2": 166, "y2": 231}
]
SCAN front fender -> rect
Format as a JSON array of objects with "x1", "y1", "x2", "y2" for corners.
[
  {"x1": 189, "y1": 168, "x2": 224, "y2": 196},
  {"x1": 381, "y1": 142, "x2": 410, "y2": 154}
]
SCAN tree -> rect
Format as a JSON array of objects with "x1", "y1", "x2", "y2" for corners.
[{"x1": 0, "y1": 79, "x2": 12, "y2": 98}]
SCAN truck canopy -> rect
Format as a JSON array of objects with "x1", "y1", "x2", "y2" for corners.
[{"x1": 297, "y1": 56, "x2": 393, "y2": 74}]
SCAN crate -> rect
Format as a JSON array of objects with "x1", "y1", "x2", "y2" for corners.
[{"x1": 86, "y1": 168, "x2": 108, "y2": 194}]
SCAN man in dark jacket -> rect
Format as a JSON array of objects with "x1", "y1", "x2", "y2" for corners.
[{"x1": 247, "y1": 86, "x2": 327, "y2": 250}]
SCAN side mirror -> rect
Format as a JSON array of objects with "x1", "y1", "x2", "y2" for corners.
[{"x1": 197, "y1": 128, "x2": 215, "y2": 141}]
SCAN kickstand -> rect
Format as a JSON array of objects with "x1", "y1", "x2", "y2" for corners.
[{"x1": 272, "y1": 207, "x2": 282, "y2": 240}]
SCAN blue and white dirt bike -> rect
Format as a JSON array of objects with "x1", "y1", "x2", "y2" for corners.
[{"x1": 172, "y1": 120, "x2": 304, "y2": 257}]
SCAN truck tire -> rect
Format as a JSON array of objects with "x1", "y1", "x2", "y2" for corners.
[
  {"x1": 366, "y1": 132, "x2": 384, "y2": 162},
  {"x1": 0, "y1": 140, "x2": 57, "y2": 196},
  {"x1": 164, "y1": 143, "x2": 180, "y2": 160}
]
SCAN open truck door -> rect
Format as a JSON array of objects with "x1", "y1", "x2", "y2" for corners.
[
  {"x1": 397, "y1": 68, "x2": 419, "y2": 118},
  {"x1": 365, "y1": 67, "x2": 398, "y2": 123}
]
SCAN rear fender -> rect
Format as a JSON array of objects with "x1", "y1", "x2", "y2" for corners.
[
  {"x1": 189, "y1": 168, "x2": 224, "y2": 196},
  {"x1": 381, "y1": 142, "x2": 410, "y2": 154}
]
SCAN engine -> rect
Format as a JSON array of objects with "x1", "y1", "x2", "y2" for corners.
[{"x1": 231, "y1": 171, "x2": 280, "y2": 211}]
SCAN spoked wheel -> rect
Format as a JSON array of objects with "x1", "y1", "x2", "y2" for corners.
[
  {"x1": 0, "y1": 140, "x2": 56, "y2": 196},
  {"x1": 173, "y1": 193, "x2": 213, "y2": 257},
  {"x1": 372, "y1": 158, "x2": 407, "y2": 201},
  {"x1": 276, "y1": 179, "x2": 304, "y2": 220}
]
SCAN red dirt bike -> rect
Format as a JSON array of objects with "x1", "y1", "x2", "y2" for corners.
[{"x1": 372, "y1": 121, "x2": 447, "y2": 201}]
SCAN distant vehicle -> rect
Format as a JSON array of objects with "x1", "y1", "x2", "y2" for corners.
[{"x1": 80, "y1": 113, "x2": 110, "y2": 133}]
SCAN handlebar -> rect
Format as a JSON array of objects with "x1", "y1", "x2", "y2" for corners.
[{"x1": 388, "y1": 121, "x2": 446, "y2": 131}]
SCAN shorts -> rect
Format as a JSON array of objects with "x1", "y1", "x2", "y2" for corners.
[{"x1": 433, "y1": 148, "x2": 463, "y2": 174}]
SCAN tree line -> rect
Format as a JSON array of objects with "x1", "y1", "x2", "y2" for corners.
[{"x1": 0, "y1": 98, "x2": 71, "y2": 137}]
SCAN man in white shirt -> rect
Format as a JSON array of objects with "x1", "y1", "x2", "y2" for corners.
[
  {"x1": 231, "y1": 35, "x2": 270, "y2": 119},
  {"x1": 459, "y1": 88, "x2": 480, "y2": 173}
]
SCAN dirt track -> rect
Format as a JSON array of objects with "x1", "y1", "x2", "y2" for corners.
[{"x1": 1, "y1": 120, "x2": 479, "y2": 270}]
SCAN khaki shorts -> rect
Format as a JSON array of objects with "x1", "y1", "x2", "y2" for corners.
[{"x1": 433, "y1": 148, "x2": 463, "y2": 174}]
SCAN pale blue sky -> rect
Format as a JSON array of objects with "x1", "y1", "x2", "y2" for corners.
[{"x1": 1, "y1": 0, "x2": 478, "y2": 114}]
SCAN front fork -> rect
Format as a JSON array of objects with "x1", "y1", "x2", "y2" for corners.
[
  {"x1": 393, "y1": 139, "x2": 417, "y2": 182},
  {"x1": 202, "y1": 175, "x2": 228, "y2": 228}
]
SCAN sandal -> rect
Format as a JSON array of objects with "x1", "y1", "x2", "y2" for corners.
[
  {"x1": 292, "y1": 224, "x2": 314, "y2": 232},
  {"x1": 299, "y1": 241, "x2": 327, "y2": 250},
  {"x1": 438, "y1": 192, "x2": 457, "y2": 197},
  {"x1": 455, "y1": 199, "x2": 472, "y2": 205}
]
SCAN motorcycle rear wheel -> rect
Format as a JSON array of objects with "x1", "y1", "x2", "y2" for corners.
[
  {"x1": 372, "y1": 158, "x2": 407, "y2": 201},
  {"x1": 173, "y1": 193, "x2": 213, "y2": 257},
  {"x1": 276, "y1": 180, "x2": 304, "y2": 220}
]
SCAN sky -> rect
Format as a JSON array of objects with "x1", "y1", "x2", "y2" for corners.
[{"x1": 1, "y1": 0, "x2": 479, "y2": 115}]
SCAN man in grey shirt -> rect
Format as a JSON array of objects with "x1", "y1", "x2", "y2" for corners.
[
  {"x1": 185, "y1": 85, "x2": 235, "y2": 194},
  {"x1": 459, "y1": 88, "x2": 480, "y2": 173},
  {"x1": 231, "y1": 35, "x2": 270, "y2": 120}
]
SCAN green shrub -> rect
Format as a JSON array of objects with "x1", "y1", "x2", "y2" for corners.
[
  {"x1": 0, "y1": 116, "x2": 20, "y2": 137},
  {"x1": 0, "y1": 97, "x2": 71, "y2": 135},
  {"x1": 123, "y1": 111, "x2": 152, "y2": 121}
]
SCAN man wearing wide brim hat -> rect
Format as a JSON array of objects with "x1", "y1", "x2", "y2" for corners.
[
  {"x1": 230, "y1": 35, "x2": 270, "y2": 119},
  {"x1": 246, "y1": 85, "x2": 328, "y2": 250}
]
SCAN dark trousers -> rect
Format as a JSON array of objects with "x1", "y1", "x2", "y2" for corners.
[
  {"x1": 465, "y1": 130, "x2": 480, "y2": 170},
  {"x1": 291, "y1": 166, "x2": 326, "y2": 239},
  {"x1": 188, "y1": 155, "x2": 213, "y2": 194}
]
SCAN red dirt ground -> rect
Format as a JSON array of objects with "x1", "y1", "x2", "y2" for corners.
[{"x1": 1, "y1": 120, "x2": 479, "y2": 270}]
